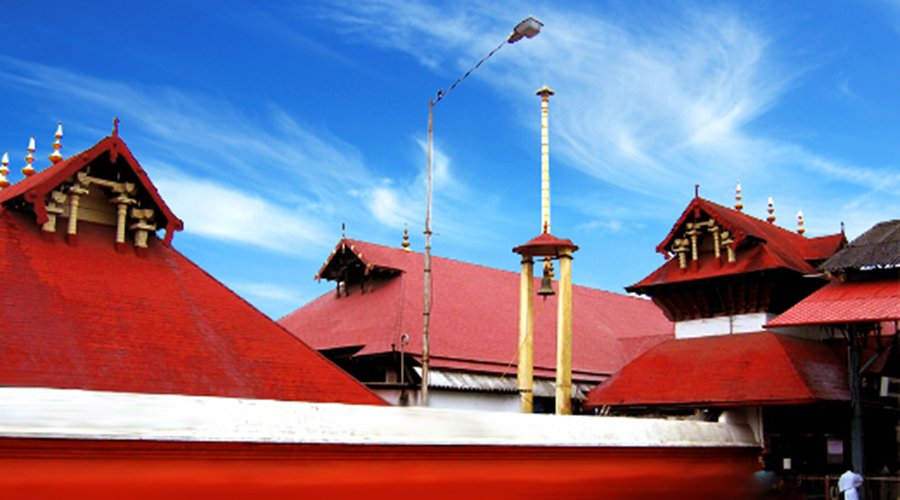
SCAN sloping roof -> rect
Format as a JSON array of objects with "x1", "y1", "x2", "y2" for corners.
[
  {"x1": 767, "y1": 279, "x2": 900, "y2": 327},
  {"x1": 0, "y1": 159, "x2": 384, "y2": 406},
  {"x1": 512, "y1": 231, "x2": 579, "y2": 256},
  {"x1": 0, "y1": 134, "x2": 183, "y2": 245},
  {"x1": 280, "y1": 239, "x2": 673, "y2": 382},
  {"x1": 630, "y1": 197, "x2": 844, "y2": 290},
  {"x1": 585, "y1": 332, "x2": 850, "y2": 408},
  {"x1": 822, "y1": 219, "x2": 900, "y2": 272}
]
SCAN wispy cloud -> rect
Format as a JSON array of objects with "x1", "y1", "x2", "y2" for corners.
[
  {"x1": 318, "y1": 1, "x2": 899, "y2": 237},
  {"x1": 0, "y1": 55, "x2": 436, "y2": 252},
  {"x1": 229, "y1": 281, "x2": 307, "y2": 305},
  {"x1": 152, "y1": 167, "x2": 332, "y2": 254}
]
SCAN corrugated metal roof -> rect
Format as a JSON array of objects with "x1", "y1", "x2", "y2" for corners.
[{"x1": 422, "y1": 369, "x2": 595, "y2": 400}]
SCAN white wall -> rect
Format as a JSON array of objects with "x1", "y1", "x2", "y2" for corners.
[
  {"x1": 429, "y1": 390, "x2": 521, "y2": 413},
  {"x1": 675, "y1": 313, "x2": 775, "y2": 339},
  {"x1": 374, "y1": 388, "x2": 521, "y2": 413}
]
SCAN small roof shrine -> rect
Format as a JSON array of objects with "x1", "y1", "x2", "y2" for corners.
[
  {"x1": 627, "y1": 193, "x2": 845, "y2": 321},
  {"x1": 0, "y1": 126, "x2": 385, "y2": 406}
]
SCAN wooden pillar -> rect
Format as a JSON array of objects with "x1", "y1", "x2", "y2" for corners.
[
  {"x1": 555, "y1": 249, "x2": 574, "y2": 415},
  {"x1": 518, "y1": 257, "x2": 535, "y2": 413}
]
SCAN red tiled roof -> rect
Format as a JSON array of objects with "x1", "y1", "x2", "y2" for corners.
[
  {"x1": 767, "y1": 279, "x2": 900, "y2": 327},
  {"x1": 0, "y1": 169, "x2": 384, "y2": 406},
  {"x1": 0, "y1": 135, "x2": 183, "y2": 245},
  {"x1": 630, "y1": 197, "x2": 844, "y2": 289},
  {"x1": 585, "y1": 332, "x2": 849, "y2": 408},
  {"x1": 280, "y1": 239, "x2": 673, "y2": 380}
]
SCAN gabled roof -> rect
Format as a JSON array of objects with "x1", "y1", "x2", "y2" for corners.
[
  {"x1": 822, "y1": 219, "x2": 900, "y2": 272},
  {"x1": 280, "y1": 239, "x2": 673, "y2": 382},
  {"x1": 766, "y1": 279, "x2": 900, "y2": 327},
  {"x1": 0, "y1": 134, "x2": 183, "y2": 245},
  {"x1": 585, "y1": 332, "x2": 850, "y2": 408},
  {"x1": 0, "y1": 169, "x2": 383, "y2": 406},
  {"x1": 630, "y1": 197, "x2": 844, "y2": 290}
]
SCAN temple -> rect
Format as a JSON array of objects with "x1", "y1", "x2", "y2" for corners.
[{"x1": 587, "y1": 188, "x2": 899, "y2": 481}]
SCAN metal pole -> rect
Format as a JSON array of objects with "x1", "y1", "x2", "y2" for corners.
[
  {"x1": 422, "y1": 98, "x2": 434, "y2": 406},
  {"x1": 848, "y1": 325, "x2": 865, "y2": 474},
  {"x1": 419, "y1": 18, "x2": 542, "y2": 408}
]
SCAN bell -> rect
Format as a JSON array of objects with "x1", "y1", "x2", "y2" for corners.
[{"x1": 537, "y1": 260, "x2": 555, "y2": 296}]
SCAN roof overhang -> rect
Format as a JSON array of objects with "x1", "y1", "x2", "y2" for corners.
[
  {"x1": 586, "y1": 332, "x2": 850, "y2": 409},
  {"x1": 767, "y1": 279, "x2": 900, "y2": 327}
]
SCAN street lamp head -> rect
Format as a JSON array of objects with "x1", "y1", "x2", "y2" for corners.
[{"x1": 508, "y1": 16, "x2": 543, "y2": 43}]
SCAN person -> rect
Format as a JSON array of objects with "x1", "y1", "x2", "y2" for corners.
[{"x1": 838, "y1": 470, "x2": 863, "y2": 500}]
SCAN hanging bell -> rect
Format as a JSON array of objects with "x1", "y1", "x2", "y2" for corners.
[{"x1": 537, "y1": 260, "x2": 555, "y2": 296}]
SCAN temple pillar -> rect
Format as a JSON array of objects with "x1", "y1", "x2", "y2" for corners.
[
  {"x1": 555, "y1": 249, "x2": 574, "y2": 415},
  {"x1": 517, "y1": 256, "x2": 535, "y2": 413}
]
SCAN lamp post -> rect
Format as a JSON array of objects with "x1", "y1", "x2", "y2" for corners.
[{"x1": 421, "y1": 16, "x2": 542, "y2": 406}]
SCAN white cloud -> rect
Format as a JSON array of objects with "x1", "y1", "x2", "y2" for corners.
[
  {"x1": 230, "y1": 281, "x2": 306, "y2": 305},
  {"x1": 153, "y1": 168, "x2": 331, "y2": 254},
  {"x1": 576, "y1": 219, "x2": 623, "y2": 234}
]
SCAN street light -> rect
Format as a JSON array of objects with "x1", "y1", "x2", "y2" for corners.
[{"x1": 421, "y1": 16, "x2": 543, "y2": 406}]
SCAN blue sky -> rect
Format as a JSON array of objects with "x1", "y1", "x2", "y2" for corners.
[{"x1": 2, "y1": 1, "x2": 898, "y2": 318}]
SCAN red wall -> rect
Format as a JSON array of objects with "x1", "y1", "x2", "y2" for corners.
[{"x1": 0, "y1": 438, "x2": 759, "y2": 499}]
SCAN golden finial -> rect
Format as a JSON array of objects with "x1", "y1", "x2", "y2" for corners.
[
  {"x1": 735, "y1": 181, "x2": 743, "y2": 211},
  {"x1": 797, "y1": 210, "x2": 806, "y2": 236},
  {"x1": 22, "y1": 137, "x2": 36, "y2": 177},
  {"x1": 48, "y1": 122, "x2": 63, "y2": 164},
  {"x1": 535, "y1": 86, "x2": 556, "y2": 99},
  {"x1": 0, "y1": 152, "x2": 9, "y2": 189},
  {"x1": 401, "y1": 224, "x2": 411, "y2": 252},
  {"x1": 766, "y1": 196, "x2": 776, "y2": 224}
]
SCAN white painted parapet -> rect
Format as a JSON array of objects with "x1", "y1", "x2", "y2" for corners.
[{"x1": 0, "y1": 387, "x2": 758, "y2": 448}]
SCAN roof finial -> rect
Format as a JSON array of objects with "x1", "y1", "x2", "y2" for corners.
[
  {"x1": 48, "y1": 122, "x2": 64, "y2": 164},
  {"x1": 341, "y1": 222, "x2": 346, "y2": 239},
  {"x1": 112, "y1": 117, "x2": 120, "y2": 137},
  {"x1": 766, "y1": 196, "x2": 776, "y2": 224},
  {"x1": 401, "y1": 224, "x2": 411, "y2": 252},
  {"x1": 734, "y1": 181, "x2": 743, "y2": 211},
  {"x1": 0, "y1": 152, "x2": 9, "y2": 189},
  {"x1": 22, "y1": 137, "x2": 36, "y2": 177},
  {"x1": 796, "y1": 210, "x2": 806, "y2": 236},
  {"x1": 536, "y1": 86, "x2": 555, "y2": 234},
  {"x1": 694, "y1": 184, "x2": 700, "y2": 198}
]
